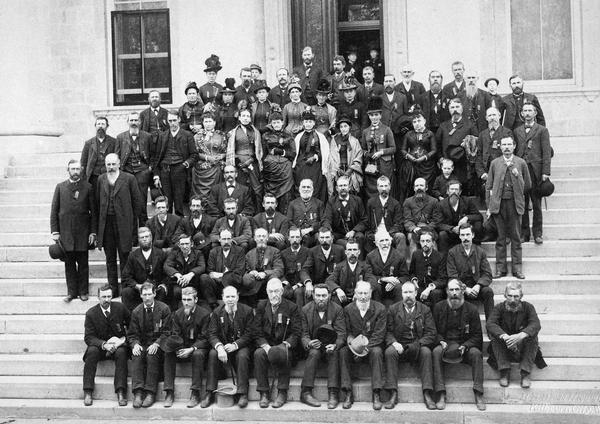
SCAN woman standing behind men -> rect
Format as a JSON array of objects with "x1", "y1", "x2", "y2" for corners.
[
  {"x1": 192, "y1": 113, "x2": 227, "y2": 200},
  {"x1": 327, "y1": 115, "x2": 363, "y2": 196},
  {"x1": 283, "y1": 83, "x2": 309, "y2": 136}
]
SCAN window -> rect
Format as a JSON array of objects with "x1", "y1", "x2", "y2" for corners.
[
  {"x1": 510, "y1": 0, "x2": 573, "y2": 81},
  {"x1": 111, "y1": 9, "x2": 172, "y2": 106}
]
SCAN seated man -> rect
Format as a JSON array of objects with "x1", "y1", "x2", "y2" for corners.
[
  {"x1": 83, "y1": 284, "x2": 130, "y2": 406},
  {"x1": 254, "y1": 278, "x2": 302, "y2": 409},
  {"x1": 339, "y1": 281, "x2": 387, "y2": 410},
  {"x1": 365, "y1": 229, "x2": 409, "y2": 305},
  {"x1": 164, "y1": 234, "x2": 206, "y2": 310},
  {"x1": 210, "y1": 197, "x2": 252, "y2": 251},
  {"x1": 199, "y1": 229, "x2": 246, "y2": 306},
  {"x1": 487, "y1": 282, "x2": 543, "y2": 389},
  {"x1": 204, "y1": 286, "x2": 255, "y2": 408},
  {"x1": 403, "y1": 177, "x2": 438, "y2": 257},
  {"x1": 384, "y1": 281, "x2": 437, "y2": 410},
  {"x1": 280, "y1": 226, "x2": 309, "y2": 307},
  {"x1": 434, "y1": 180, "x2": 483, "y2": 254},
  {"x1": 286, "y1": 178, "x2": 325, "y2": 248},
  {"x1": 241, "y1": 228, "x2": 284, "y2": 306},
  {"x1": 408, "y1": 231, "x2": 446, "y2": 308},
  {"x1": 252, "y1": 193, "x2": 290, "y2": 251},
  {"x1": 175, "y1": 195, "x2": 217, "y2": 259},
  {"x1": 432, "y1": 279, "x2": 485, "y2": 411},
  {"x1": 325, "y1": 240, "x2": 376, "y2": 307},
  {"x1": 300, "y1": 283, "x2": 346, "y2": 409},
  {"x1": 323, "y1": 176, "x2": 367, "y2": 252},
  {"x1": 365, "y1": 175, "x2": 406, "y2": 257},
  {"x1": 121, "y1": 227, "x2": 168, "y2": 311},
  {"x1": 162, "y1": 287, "x2": 211, "y2": 408},
  {"x1": 206, "y1": 165, "x2": 255, "y2": 217},
  {"x1": 447, "y1": 223, "x2": 494, "y2": 319},
  {"x1": 145, "y1": 195, "x2": 181, "y2": 251},
  {"x1": 127, "y1": 282, "x2": 171, "y2": 408}
]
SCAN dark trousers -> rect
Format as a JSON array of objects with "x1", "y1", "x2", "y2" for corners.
[
  {"x1": 432, "y1": 345, "x2": 484, "y2": 394},
  {"x1": 384, "y1": 345, "x2": 433, "y2": 392},
  {"x1": 198, "y1": 274, "x2": 243, "y2": 305},
  {"x1": 465, "y1": 286, "x2": 495, "y2": 319},
  {"x1": 121, "y1": 285, "x2": 167, "y2": 312},
  {"x1": 490, "y1": 337, "x2": 538, "y2": 374},
  {"x1": 283, "y1": 285, "x2": 306, "y2": 308},
  {"x1": 159, "y1": 163, "x2": 187, "y2": 216},
  {"x1": 103, "y1": 215, "x2": 130, "y2": 296},
  {"x1": 164, "y1": 348, "x2": 207, "y2": 392},
  {"x1": 522, "y1": 170, "x2": 543, "y2": 239},
  {"x1": 301, "y1": 348, "x2": 340, "y2": 390},
  {"x1": 131, "y1": 347, "x2": 164, "y2": 394},
  {"x1": 493, "y1": 198, "x2": 522, "y2": 273},
  {"x1": 238, "y1": 161, "x2": 264, "y2": 208},
  {"x1": 438, "y1": 221, "x2": 483, "y2": 254},
  {"x1": 83, "y1": 345, "x2": 128, "y2": 392},
  {"x1": 206, "y1": 347, "x2": 251, "y2": 394},
  {"x1": 65, "y1": 250, "x2": 89, "y2": 297},
  {"x1": 277, "y1": 192, "x2": 291, "y2": 215},
  {"x1": 131, "y1": 168, "x2": 151, "y2": 224},
  {"x1": 254, "y1": 347, "x2": 291, "y2": 392},
  {"x1": 340, "y1": 345, "x2": 383, "y2": 391},
  {"x1": 371, "y1": 281, "x2": 403, "y2": 304}
]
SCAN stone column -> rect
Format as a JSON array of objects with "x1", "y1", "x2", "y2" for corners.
[
  {"x1": 263, "y1": 0, "x2": 293, "y2": 85},
  {"x1": 382, "y1": 0, "x2": 408, "y2": 76}
]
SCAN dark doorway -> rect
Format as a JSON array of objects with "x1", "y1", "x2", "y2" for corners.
[{"x1": 338, "y1": 29, "x2": 381, "y2": 78}]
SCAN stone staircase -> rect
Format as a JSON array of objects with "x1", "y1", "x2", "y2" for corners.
[{"x1": 0, "y1": 136, "x2": 600, "y2": 422}]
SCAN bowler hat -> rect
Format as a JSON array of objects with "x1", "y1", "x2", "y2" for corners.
[
  {"x1": 348, "y1": 334, "x2": 369, "y2": 357},
  {"x1": 316, "y1": 79, "x2": 331, "y2": 94},
  {"x1": 253, "y1": 81, "x2": 270, "y2": 94},
  {"x1": 250, "y1": 63, "x2": 263, "y2": 73},
  {"x1": 484, "y1": 77, "x2": 500, "y2": 88},
  {"x1": 219, "y1": 78, "x2": 237, "y2": 94},
  {"x1": 442, "y1": 342, "x2": 464, "y2": 364},
  {"x1": 316, "y1": 324, "x2": 337, "y2": 345},
  {"x1": 267, "y1": 343, "x2": 289, "y2": 364},
  {"x1": 192, "y1": 232, "x2": 207, "y2": 248},
  {"x1": 367, "y1": 96, "x2": 383, "y2": 113},
  {"x1": 49, "y1": 240, "x2": 66, "y2": 261},
  {"x1": 336, "y1": 115, "x2": 353, "y2": 128},
  {"x1": 535, "y1": 179, "x2": 555, "y2": 197},
  {"x1": 160, "y1": 335, "x2": 184, "y2": 353},
  {"x1": 204, "y1": 54, "x2": 222, "y2": 73},
  {"x1": 184, "y1": 81, "x2": 199, "y2": 94}
]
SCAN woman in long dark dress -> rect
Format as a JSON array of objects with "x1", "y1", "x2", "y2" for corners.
[
  {"x1": 261, "y1": 107, "x2": 296, "y2": 214},
  {"x1": 192, "y1": 112, "x2": 227, "y2": 201}
]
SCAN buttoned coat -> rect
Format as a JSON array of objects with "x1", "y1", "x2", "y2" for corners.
[
  {"x1": 210, "y1": 215, "x2": 252, "y2": 246},
  {"x1": 417, "y1": 90, "x2": 451, "y2": 131},
  {"x1": 344, "y1": 300, "x2": 387, "y2": 348},
  {"x1": 486, "y1": 301, "x2": 541, "y2": 340},
  {"x1": 253, "y1": 211, "x2": 290, "y2": 236},
  {"x1": 475, "y1": 126, "x2": 514, "y2": 178},
  {"x1": 365, "y1": 195, "x2": 403, "y2": 235},
  {"x1": 145, "y1": 213, "x2": 181, "y2": 249},
  {"x1": 254, "y1": 298, "x2": 302, "y2": 348},
  {"x1": 299, "y1": 244, "x2": 346, "y2": 284},
  {"x1": 207, "y1": 182, "x2": 255, "y2": 217},
  {"x1": 80, "y1": 136, "x2": 116, "y2": 182},
  {"x1": 127, "y1": 299, "x2": 171, "y2": 347},
  {"x1": 175, "y1": 214, "x2": 217, "y2": 247},
  {"x1": 325, "y1": 260, "x2": 376, "y2": 296},
  {"x1": 208, "y1": 303, "x2": 255, "y2": 348},
  {"x1": 115, "y1": 130, "x2": 153, "y2": 170},
  {"x1": 432, "y1": 300, "x2": 482, "y2": 350},
  {"x1": 385, "y1": 301, "x2": 436, "y2": 349},
  {"x1": 357, "y1": 82, "x2": 385, "y2": 105},
  {"x1": 514, "y1": 123, "x2": 552, "y2": 181},
  {"x1": 394, "y1": 80, "x2": 426, "y2": 106},
  {"x1": 164, "y1": 248, "x2": 206, "y2": 279},
  {"x1": 286, "y1": 197, "x2": 325, "y2": 233},
  {"x1": 139, "y1": 107, "x2": 169, "y2": 134},
  {"x1": 153, "y1": 129, "x2": 198, "y2": 174},
  {"x1": 121, "y1": 247, "x2": 168, "y2": 288},
  {"x1": 280, "y1": 246, "x2": 310, "y2": 284},
  {"x1": 485, "y1": 155, "x2": 532, "y2": 215},
  {"x1": 433, "y1": 196, "x2": 482, "y2": 232},
  {"x1": 446, "y1": 244, "x2": 492, "y2": 288},
  {"x1": 436, "y1": 118, "x2": 478, "y2": 183},
  {"x1": 206, "y1": 245, "x2": 246, "y2": 279},
  {"x1": 409, "y1": 249, "x2": 447, "y2": 290},
  {"x1": 84, "y1": 301, "x2": 131, "y2": 358},
  {"x1": 402, "y1": 194, "x2": 438, "y2": 232},
  {"x1": 365, "y1": 248, "x2": 409, "y2": 282},
  {"x1": 323, "y1": 194, "x2": 368, "y2": 235},
  {"x1": 301, "y1": 300, "x2": 346, "y2": 350},
  {"x1": 381, "y1": 91, "x2": 411, "y2": 134},
  {"x1": 502, "y1": 92, "x2": 546, "y2": 130},
  {"x1": 245, "y1": 246, "x2": 284, "y2": 281},
  {"x1": 170, "y1": 305, "x2": 211, "y2": 349}
]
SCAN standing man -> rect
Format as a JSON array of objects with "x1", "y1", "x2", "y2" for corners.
[
  {"x1": 139, "y1": 90, "x2": 169, "y2": 144},
  {"x1": 82, "y1": 284, "x2": 130, "y2": 406},
  {"x1": 286, "y1": 178, "x2": 325, "y2": 248},
  {"x1": 268, "y1": 68, "x2": 291, "y2": 107},
  {"x1": 116, "y1": 112, "x2": 152, "y2": 224},
  {"x1": 419, "y1": 70, "x2": 450, "y2": 136},
  {"x1": 475, "y1": 107, "x2": 514, "y2": 187},
  {"x1": 462, "y1": 70, "x2": 489, "y2": 132},
  {"x1": 395, "y1": 64, "x2": 426, "y2": 107},
  {"x1": 381, "y1": 74, "x2": 411, "y2": 138},
  {"x1": 486, "y1": 137, "x2": 531, "y2": 279},
  {"x1": 357, "y1": 66, "x2": 384, "y2": 105},
  {"x1": 293, "y1": 46, "x2": 323, "y2": 106},
  {"x1": 441, "y1": 61, "x2": 466, "y2": 99},
  {"x1": 502, "y1": 74, "x2": 546, "y2": 131},
  {"x1": 96, "y1": 153, "x2": 144, "y2": 297},
  {"x1": 51, "y1": 159, "x2": 97, "y2": 302},
  {"x1": 153, "y1": 111, "x2": 198, "y2": 217},
  {"x1": 234, "y1": 67, "x2": 256, "y2": 106},
  {"x1": 80, "y1": 117, "x2": 116, "y2": 195}
]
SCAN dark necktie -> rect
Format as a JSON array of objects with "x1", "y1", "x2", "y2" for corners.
[{"x1": 104, "y1": 309, "x2": 110, "y2": 320}]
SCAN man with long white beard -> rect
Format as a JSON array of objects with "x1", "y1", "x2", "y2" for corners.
[
  {"x1": 96, "y1": 153, "x2": 144, "y2": 297},
  {"x1": 461, "y1": 70, "x2": 488, "y2": 132},
  {"x1": 394, "y1": 64, "x2": 425, "y2": 107},
  {"x1": 80, "y1": 117, "x2": 116, "y2": 196}
]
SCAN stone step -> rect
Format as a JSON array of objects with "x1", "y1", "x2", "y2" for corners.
[
  {"x1": 552, "y1": 177, "x2": 600, "y2": 193},
  {"x1": 538, "y1": 208, "x2": 600, "y2": 225},
  {"x1": 550, "y1": 135, "x2": 600, "y2": 151},
  {"x1": 0, "y1": 278, "x2": 107, "y2": 297},
  {"x1": 552, "y1": 164, "x2": 599, "y2": 179},
  {"x1": 555, "y1": 150, "x2": 600, "y2": 165},
  {"x1": 481, "y1": 239, "x2": 600, "y2": 257},
  {"x1": 6, "y1": 165, "x2": 66, "y2": 178},
  {"x1": 486, "y1": 256, "x2": 600, "y2": 275},
  {"x1": 0, "y1": 190, "x2": 54, "y2": 204},
  {"x1": 2, "y1": 398, "x2": 599, "y2": 423},
  {"x1": 0, "y1": 261, "x2": 107, "y2": 278},
  {"x1": 0, "y1": 246, "x2": 106, "y2": 262},
  {"x1": 2, "y1": 204, "x2": 51, "y2": 220},
  {"x1": 543, "y1": 224, "x2": 600, "y2": 240},
  {"x1": 545, "y1": 192, "x2": 600, "y2": 209},
  {"x1": 0, "y1": 177, "x2": 58, "y2": 191}
]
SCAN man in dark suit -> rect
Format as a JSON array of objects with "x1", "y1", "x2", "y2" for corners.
[
  {"x1": 234, "y1": 67, "x2": 256, "y2": 106},
  {"x1": 176, "y1": 195, "x2": 216, "y2": 258},
  {"x1": 502, "y1": 74, "x2": 545, "y2": 131},
  {"x1": 461, "y1": 71, "x2": 489, "y2": 133},
  {"x1": 475, "y1": 107, "x2": 514, "y2": 186},
  {"x1": 162, "y1": 287, "x2": 211, "y2": 408},
  {"x1": 515, "y1": 102, "x2": 552, "y2": 244},
  {"x1": 254, "y1": 279, "x2": 302, "y2": 408},
  {"x1": 356, "y1": 66, "x2": 384, "y2": 105},
  {"x1": 384, "y1": 281, "x2": 437, "y2": 410},
  {"x1": 432, "y1": 279, "x2": 485, "y2": 411},
  {"x1": 441, "y1": 61, "x2": 466, "y2": 100},
  {"x1": 434, "y1": 180, "x2": 483, "y2": 254},
  {"x1": 164, "y1": 234, "x2": 206, "y2": 310},
  {"x1": 403, "y1": 177, "x2": 438, "y2": 257},
  {"x1": 210, "y1": 198, "x2": 252, "y2": 250},
  {"x1": 381, "y1": 74, "x2": 411, "y2": 137},
  {"x1": 253, "y1": 193, "x2": 290, "y2": 251},
  {"x1": 286, "y1": 178, "x2": 324, "y2": 248},
  {"x1": 418, "y1": 70, "x2": 451, "y2": 135},
  {"x1": 395, "y1": 65, "x2": 426, "y2": 107},
  {"x1": 339, "y1": 281, "x2": 387, "y2": 410},
  {"x1": 300, "y1": 284, "x2": 346, "y2": 409},
  {"x1": 139, "y1": 90, "x2": 169, "y2": 143},
  {"x1": 145, "y1": 195, "x2": 181, "y2": 251},
  {"x1": 207, "y1": 165, "x2": 255, "y2": 218},
  {"x1": 409, "y1": 231, "x2": 446, "y2": 308},
  {"x1": 241, "y1": 228, "x2": 284, "y2": 306},
  {"x1": 336, "y1": 80, "x2": 369, "y2": 139},
  {"x1": 281, "y1": 226, "x2": 310, "y2": 307},
  {"x1": 121, "y1": 227, "x2": 168, "y2": 311},
  {"x1": 152, "y1": 111, "x2": 198, "y2": 216},
  {"x1": 365, "y1": 230, "x2": 409, "y2": 304},
  {"x1": 204, "y1": 286, "x2": 255, "y2": 408},
  {"x1": 80, "y1": 117, "x2": 116, "y2": 195},
  {"x1": 127, "y1": 282, "x2": 171, "y2": 408},
  {"x1": 51, "y1": 159, "x2": 97, "y2": 302},
  {"x1": 365, "y1": 175, "x2": 406, "y2": 255},
  {"x1": 293, "y1": 46, "x2": 323, "y2": 106},
  {"x1": 268, "y1": 67, "x2": 292, "y2": 107},
  {"x1": 96, "y1": 154, "x2": 145, "y2": 297},
  {"x1": 116, "y1": 111, "x2": 152, "y2": 224},
  {"x1": 83, "y1": 284, "x2": 130, "y2": 406}
]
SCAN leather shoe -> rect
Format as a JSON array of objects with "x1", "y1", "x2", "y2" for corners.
[
  {"x1": 272, "y1": 390, "x2": 287, "y2": 408},
  {"x1": 163, "y1": 390, "x2": 174, "y2": 408},
  {"x1": 301, "y1": 391, "x2": 321, "y2": 407},
  {"x1": 64, "y1": 295, "x2": 75, "y2": 303},
  {"x1": 133, "y1": 390, "x2": 144, "y2": 408},
  {"x1": 513, "y1": 271, "x2": 526, "y2": 279},
  {"x1": 117, "y1": 389, "x2": 127, "y2": 406},
  {"x1": 372, "y1": 391, "x2": 383, "y2": 410},
  {"x1": 499, "y1": 370, "x2": 510, "y2": 387},
  {"x1": 83, "y1": 391, "x2": 93, "y2": 406},
  {"x1": 79, "y1": 294, "x2": 89, "y2": 301},
  {"x1": 424, "y1": 391, "x2": 436, "y2": 410},
  {"x1": 237, "y1": 394, "x2": 248, "y2": 408},
  {"x1": 521, "y1": 374, "x2": 532, "y2": 388},
  {"x1": 327, "y1": 390, "x2": 338, "y2": 409},
  {"x1": 436, "y1": 392, "x2": 446, "y2": 410},
  {"x1": 493, "y1": 270, "x2": 507, "y2": 279},
  {"x1": 141, "y1": 392, "x2": 155, "y2": 408},
  {"x1": 534, "y1": 236, "x2": 543, "y2": 245},
  {"x1": 384, "y1": 389, "x2": 397, "y2": 409},
  {"x1": 474, "y1": 392, "x2": 486, "y2": 411},
  {"x1": 187, "y1": 391, "x2": 200, "y2": 408},
  {"x1": 341, "y1": 390, "x2": 353, "y2": 409},
  {"x1": 200, "y1": 392, "x2": 213, "y2": 408},
  {"x1": 259, "y1": 392, "x2": 270, "y2": 408}
]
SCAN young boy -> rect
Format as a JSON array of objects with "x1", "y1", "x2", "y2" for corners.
[{"x1": 431, "y1": 158, "x2": 457, "y2": 200}]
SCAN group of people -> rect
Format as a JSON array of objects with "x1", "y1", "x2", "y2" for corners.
[{"x1": 48, "y1": 48, "x2": 551, "y2": 412}]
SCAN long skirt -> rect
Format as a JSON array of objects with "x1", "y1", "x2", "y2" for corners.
[
  {"x1": 192, "y1": 163, "x2": 223, "y2": 201},
  {"x1": 263, "y1": 156, "x2": 294, "y2": 200}
]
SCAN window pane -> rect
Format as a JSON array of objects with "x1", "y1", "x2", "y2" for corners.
[
  {"x1": 144, "y1": 57, "x2": 170, "y2": 90},
  {"x1": 511, "y1": 0, "x2": 542, "y2": 80},
  {"x1": 143, "y1": 13, "x2": 169, "y2": 53},
  {"x1": 338, "y1": 0, "x2": 380, "y2": 22},
  {"x1": 542, "y1": 0, "x2": 573, "y2": 79}
]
